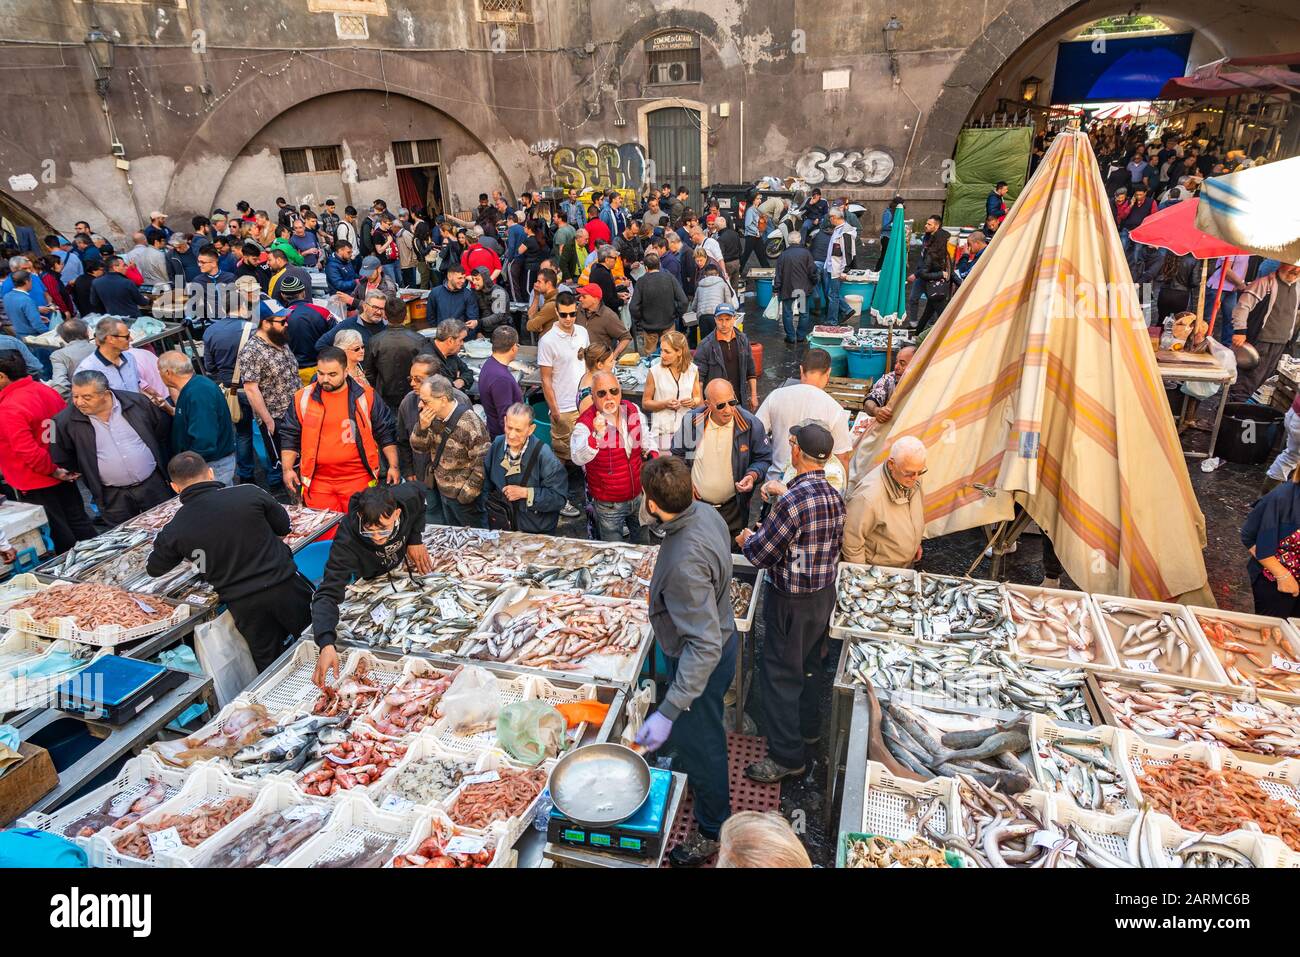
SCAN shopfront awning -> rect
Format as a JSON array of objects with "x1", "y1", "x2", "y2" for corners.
[{"x1": 1157, "y1": 56, "x2": 1300, "y2": 99}]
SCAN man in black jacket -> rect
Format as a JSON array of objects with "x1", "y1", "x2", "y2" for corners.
[
  {"x1": 628, "y1": 251, "x2": 687, "y2": 356},
  {"x1": 52, "y1": 371, "x2": 173, "y2": 525},
  {"x1": 310, "y1": 483, "x2": 434, "y2": 684},
  {"x1": 365, "y1": 298, "x2": 430, "y2": 412},
  {"x1": 147, "y1": 451, "x2": 313, "y2": 670},
  {"x1": 589, "y1": 245, "x2": 626, "y2": 313},
  {"x1": 424, "y1": 319, "x2": 476, "y2": 393},
  {"x1": 773, "y1": 234, "x2": 817, "y2": 343},
  {"x1": 714, "y1": 216, "x2": 744, "y2": 292}
]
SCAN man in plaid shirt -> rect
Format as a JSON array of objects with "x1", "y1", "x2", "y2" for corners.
[{"x1": 738, "y1": 420, "x2": 845, "y2": 783}]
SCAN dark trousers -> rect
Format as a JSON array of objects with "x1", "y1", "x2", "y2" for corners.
[
  {"x1": 98, "y1": 472, "x2": 173, "y2": 526},
  {"x1": 664, "y1": 632, "x2": 737, "y2": 838},
  {"x1": 917, "y1": 293, "x2": 949, "y2": 335},
  {"x1": 429, "y1": 485, "x2": 486, "y2": 528},
  {"x1": 226, "y1": 573, "x2": 314, "y2": 672},
  {"x1": 759, "y1": 582, "x2": 836, "y2": 768},
  {"x1": 710, "y1": 494, "x2": 748, "y2": 547},
  {"x1": 18, "y1": 481, "x2": 97, "y2": 553},
  {"x1": 740, "y1": 236, "x2": 768, "y2": 273},
  {"x1": 906, "y1": 276, "x2": 926, "y2": 325},
  {"x1": 874, "y1": 234, "x2": 890, "y2": 270},
  {"x1": 234, "y1": 396, "x2": 256, "y2": 481},
  {"x1": 1252, "y1": 571, "x2": 1300, "y2": 619}
]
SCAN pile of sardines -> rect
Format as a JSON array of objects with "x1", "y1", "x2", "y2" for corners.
[
  {"x1": 847, "y1": 640, "x2": 1091, "y2": 724},
  {"x1": 334, "y1": 574, "x2": 506, "y2": 652}
]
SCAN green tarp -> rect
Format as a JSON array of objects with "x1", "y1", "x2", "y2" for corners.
[{"x1": 944, "y1": 127, "x2": 1033, "y2": 229}]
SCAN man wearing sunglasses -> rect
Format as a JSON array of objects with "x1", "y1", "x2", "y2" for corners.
[
  {"x1": 310, "y1": 482, "x2": 434, "y2": 686},
  {"x1": 670, "y1": 377, "x2": 771, "y2": 544},
  {"x1": 570, "y1": 370, "x2": 657, "y2": 542},
  {"x1": 842, "y1": 435, "x2": 928, "y2": 568}
]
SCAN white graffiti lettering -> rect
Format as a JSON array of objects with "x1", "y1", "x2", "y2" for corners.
[{"x1": 795, "y1": 147, "x2": 895, "y2": 187}]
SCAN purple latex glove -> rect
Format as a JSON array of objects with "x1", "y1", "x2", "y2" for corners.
[{"x1": 635, "y1": 711, "x2": 673, "y2": 752}]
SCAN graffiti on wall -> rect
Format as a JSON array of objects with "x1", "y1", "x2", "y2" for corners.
[
  {"x1": 795, "y1": 147, "x2": 896, "y2": 187},
  {"x1": 539, "y1": 141, "x2": 650, "y2": 193}
]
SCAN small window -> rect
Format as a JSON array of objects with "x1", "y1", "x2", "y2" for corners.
[
  {"x1": 333, "y1": 13, "x2": 369, "y2": 40},
  {"x1": 280, "y1": 148, "x2": 310, "y2": 175},
  {"x1": 312, "y1": 146, "x2": 341, "y2": 171},
  {"x1": 392, "y1": 139, "x2": 443, "y2": 169},
  {"x1": 416, "y1": 139, "x2": 441, "y2": 165},
  {"x1": 392, "y1": 141, "x2": 416, "y2": 167},
  {"x1": 645, "y1": 31, "x2": 701, "y2": 86}
]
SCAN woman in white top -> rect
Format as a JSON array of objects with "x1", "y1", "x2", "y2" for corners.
[{"x1": 642, "y1": 331, "x2": 702, "y2": 453}]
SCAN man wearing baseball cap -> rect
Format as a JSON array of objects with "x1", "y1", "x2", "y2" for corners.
[
  {"x1": 144, "y1": 210, "x2": 172, "y2": 247},
  {"x1": 574, "y1": 282, "x2": 630, "y2": 357},
  {"x1": 738, "y1": 419, "x2": 845, "y2": 784}
]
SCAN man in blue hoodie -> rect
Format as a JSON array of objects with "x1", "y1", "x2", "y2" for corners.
[
  {"x1": 425, "y1": 264, "x2": 480, "y2": 335},
  {"x1": 325, "y1": 241, "x2": 359, "y2": 299}
]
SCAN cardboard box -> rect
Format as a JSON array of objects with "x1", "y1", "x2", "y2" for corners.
[{"x1": 0, "y1": 742, "x2": 57, "y2": 827}]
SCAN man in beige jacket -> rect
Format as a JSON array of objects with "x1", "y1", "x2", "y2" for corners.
[{"x1": 842, "y1": 436, "x2": 926, "y2": 567}]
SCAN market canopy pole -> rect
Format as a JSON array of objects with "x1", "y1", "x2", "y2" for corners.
[
  {"x1": 850, "y1": 130, "x2": 1211, "y2": 603},
  {"x1": 869, "y1": 202, "x2": 908, "y2": 368}
]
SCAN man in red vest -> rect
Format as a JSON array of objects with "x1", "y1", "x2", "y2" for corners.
[
  {"x1": 570, "y1": 370, "x2": 658, "y2": 542},
  {"x1": 278, "y1": 345, "x2": 400, "y2": 512}
]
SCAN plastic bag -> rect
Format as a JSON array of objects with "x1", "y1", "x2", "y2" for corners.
[
  {"x1": 194, "y1": 610, "x2": 259, "y2": 707},
  {"x1": 438, "y1": 665, "x2": 500, "y2": 734},
  {"x1": 620, "y1": 679, "x2": 656, "y2": 747},
  {"x1": 498, "y1": 700, "x2": 567, "y2": 765},
  {"x1": 1181, "y1": 337, "x2": 1237, "y2": 400}
]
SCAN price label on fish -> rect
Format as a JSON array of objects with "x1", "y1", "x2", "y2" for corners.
[
  {"x1": 931, "y1": 614, "x2": 951, "y2": 638},
  {"x1": 1125, "y1": 659, "x2": 1160, "y2": 673},
  {"x1": 436, "y1": 595, "x2": 462, "y2": 620},
  {"x1": 1272, "y1": 654, "x2": 1300, "y2": 675},
  {"x1": 281, "y1": 804, "x2": 317, "y2": 822},
  {"x1": 147, "y1": 826, "x2": 183, "y2": 854},
  {"x1": 1231, "y1": 701, "x2": 1263, "y2": 719},
  {"x1": 370, "y1": 604, "x2": 393, "y2": 626},
  {"x1": 380, "y1": 794, "x2": 414, "y2": 813},
  {"x1": 461, "y1": 770, "x2": 500, "y2": 786},
  {"x1": 443, "y1": 835, "x2": 488, "y2": 856}
]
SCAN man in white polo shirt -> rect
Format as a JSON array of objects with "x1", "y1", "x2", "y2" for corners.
[
  {"x1": 755, "y1": 347, "x2": 853, "y2": 494},
  {"x1": 538, "y1": 290, "x2": 590, "y2": 517}
]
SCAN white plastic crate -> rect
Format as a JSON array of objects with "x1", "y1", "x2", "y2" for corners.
[
  {"x1": 0, "y1": 629, "x2": 51, "y2": 673},
  {"x1": 859, "y1": 760, "x2": 960, "y2": 843},
  {"x1": 730, "y1": 560, "x2": 764, "y2": 634},
  {"x1": 0, "y1": 580, "x2": 190, "y2": 647},
  {"x1": 1091, "y1": 593, "x2": 1232, "y2": 692},
  {"x1": 176, "y1": 778, "x2": 336, "y2": 868},
  {"x1": 17, "y1": 753, "x2": 191, "y2": 850},
  {"x1": 281, "y1": 792, "x2": 427, "y2": 868},
  {"x1": 1187, "y1": 607, "x2": 1300, "y2": 704},
  {"x1": 444, "y1": 751, "x2": 554, "y2": 847},
  {"x1": 1048, "y1": 802, "x2": 1279, "y2": 867},
  {"x1": 146, "y1": 696, "x2": 281, "y2": 770},
  {"x1": 305, "y1": 649, "x2": 408, "y2": 718},
  {"x1": 427, "y1": 673, "x2": 532, "y2": 755},
  {"x1": 364, "y1": 656, "x2": 461, "y2": 736},
  {"x1": 1279, "y1": 847, "x2": 1300, "y2": 868},
  {"x1": 1005, "y1": 582, "x2": 1117, "y2": 671},
  {"x1": 1214, "y1": 752, "x2": 1300, "y2": 813},
  {"x1": 831, "y1": 563, "x2": 921, "y2": 643},
  {"x1": 0, "y1": 573, "x2": 46, "y2": 612},
  {"x1": 89, "y1": 765, "x2": 263, "y2": 868},
  {"x1": 1028, "y1": 715, "x2": 1140, "y2": 813},
  {"x1": 371, "y1": 734, "x2": 494, "y2": 814},
  {"x1": 244, "y1": 641, "x2": 323, "y2": 715},
  {"x1": 387, "y1": 806, "x2": 513, "y2": 868},
  {"x1": 1119, "y1": 734, "x2": 1223, "y2": 806}
]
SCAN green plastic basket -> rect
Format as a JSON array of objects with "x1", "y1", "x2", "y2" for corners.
[{"x1": 836, "y1": 831, "x2": 964, "y2": 868}]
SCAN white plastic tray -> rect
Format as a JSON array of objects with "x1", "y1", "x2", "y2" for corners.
[
  {"x1": 0, "y1": 580, "x2": 190, "y2": 647},
  {"x1": 1091, "y1": 593, "x2": 1232, "y2": 692},
  {"x1": 1028, "y1": 715, "x2": 1139, "y2": 813},
  {"x1": 859, "y1": 760, "x2": 960, "y2": 843},
  {"x1": 89, "y1": 765, "x2": 263, "y2": 868},
  {"x1": 444, "y1": 752, "x2": 554, "y2": 847},
  {"x1": 280, "y1": 792, "x2": 427, "y2": 868},
  {"x1": 176, "y1": 778, "x2": 336, "y2": 868},
  {"x1": 368, "y1": 734, "x2": 491, "y2": 814},
  {"x1": 1005, "y1": 583, "x2": 1118, "y2": 670},
  {"x1": 831, "y1": 563, "x2": 921, "y2": 643},
  {"x1": 1186, "y1": 607, "x2": 1300, "y2": 704},
  {"x1": 387, "y1": 807, "x2": 514, "y2": 868}
]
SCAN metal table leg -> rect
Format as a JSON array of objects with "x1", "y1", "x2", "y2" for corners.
[{"x1": 1205, "y1": 383, "x2": 1231, "y2": 461}]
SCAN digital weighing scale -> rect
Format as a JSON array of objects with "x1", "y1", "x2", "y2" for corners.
[
  {"x1": 546, "y1": 765, "x2": 672, "y2": 859},
  {"x1": 55, "y1": 655, "x2": 185, "y2": 725}
]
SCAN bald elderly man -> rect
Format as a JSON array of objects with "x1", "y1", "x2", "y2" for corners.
[{"x1": 842, "y1": 435, "x2": 926, "y2": 567}]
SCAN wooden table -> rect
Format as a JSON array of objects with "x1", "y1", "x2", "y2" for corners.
[{"x1": 1155, "y1": 350, "x2": 1233, "y2": 461}]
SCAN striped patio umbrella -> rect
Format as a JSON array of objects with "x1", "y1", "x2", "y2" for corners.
[
  {"x1": 850, "y1": 130, "x2": 1210, "y2": 602},
  {"x1": 1196, "y1": 157, "x2": 1300, "y2": 266}
]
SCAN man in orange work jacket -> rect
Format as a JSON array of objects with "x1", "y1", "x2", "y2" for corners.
[{"x1": 279, "y1": 345, "x2": 401, "y2": 512}]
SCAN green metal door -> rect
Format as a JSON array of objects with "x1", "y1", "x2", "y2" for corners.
[{"x1": 647, "y1": 107, "x2": 702, "y2": 211}]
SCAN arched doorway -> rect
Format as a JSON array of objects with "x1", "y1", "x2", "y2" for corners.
[{"x1": 639, "y1": 99, "x2": 708, "y2": 210}]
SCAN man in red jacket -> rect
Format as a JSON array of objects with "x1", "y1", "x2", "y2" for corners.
[
  {"x1": 570, "y1": 370, "x2": 657, "y2": 542},
  {"x1": 460, "y1": 230, "x2": 503, "y2": 282},
  {"x1": 0, "y1": 349, "x2": 97, "y2": 552}
]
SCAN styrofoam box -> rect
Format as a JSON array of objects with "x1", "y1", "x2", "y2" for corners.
[
  {"x1": 17, "y1": 753, "x2": 192, "y2": 853},
  {"x1": 444, "y1": 751, "x2": 555, "y2": 847},
  {"x1": 89, "y1": 765, "x2": 264, "y2": 868},
  {"x1": 831, "y1": 563, "x2": 921, "y2": 643},
  {"x1": 172, "y1": 778, "x2": 337, "y2": 868},
  {"x1": 280, "y1": 792, "x2": 428, "y2": 868},
  {"x1": 859, "y1": 760, "x2": 961, "y2": 843},
  {"x1": 1028, "y1": 715, "x2": 1140, "y2": 813},
  {"x1": 386, "y1": 806, "x2": 514, "y2": 869},
  {"x1": 0, "y1": 579, "x2": 189, "y2": 647},
  {"x1": 1048, "y1": 802, "x2": 1280, "y2": 868},
  {"x1": 1005, "y1": 583, "x2": 1118, "y2": 671},
  {"x1": 1091, "y1": 594, "x2": 1232, "y2": 692},
  {"x1": 1185, "y1": 607, "x2": 1300, "y2": 705},
  {"x1": 367, "y1": 734, "x2": 493, "y2": 815}
]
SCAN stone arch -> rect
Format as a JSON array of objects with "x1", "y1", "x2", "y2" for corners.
[
  {"x1": 908, "y1": 0, "x2": 1300, "y2": 188},
  {"x1": 161, "y1": 51, "x2": 526, "y2": 216}
]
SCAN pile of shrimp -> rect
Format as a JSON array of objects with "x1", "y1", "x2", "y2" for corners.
[{"x1": 1138, "y1": 757, "x2": 1300, "y2": 851}]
